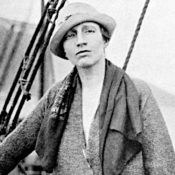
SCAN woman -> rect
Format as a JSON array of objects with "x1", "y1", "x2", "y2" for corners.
[{"x1": 0, "y1": 2, "x2": 175, "y2": 175}]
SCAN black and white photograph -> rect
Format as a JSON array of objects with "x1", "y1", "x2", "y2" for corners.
[{"x1": 0, "y1": 0, "x2": 175, "y2": 174}]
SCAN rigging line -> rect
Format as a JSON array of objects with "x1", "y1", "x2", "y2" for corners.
[
  {"x1": 5, "y1": 0, "x2": 61, "y2": 122},
  {"x1": 0, "y1": 0, "x2": 41, "y2": 107},
  {"x1": 0, "y1": 0, "x2": 52, "y2": 131},
  {"x1": 8, "y1": 0, "x2": 67, "y2": 134},
  {"x1": 122, "y1": 0, "x2": 150, "y2": 71},
  {"x1": 0, "y1": 0, "x2": 52, "y2": 124},
  {"x1": 39, "y1": 0, "x2": 46, "y2": 98}
]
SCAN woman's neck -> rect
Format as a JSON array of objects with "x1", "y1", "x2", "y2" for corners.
[{"x1": 77, "y1": 59, "x2": 105, "y2": 89}]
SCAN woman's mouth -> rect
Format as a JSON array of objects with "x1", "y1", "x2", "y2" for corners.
[{"x1": 76, "y1": 50, "x2": 91, "y2": 55}]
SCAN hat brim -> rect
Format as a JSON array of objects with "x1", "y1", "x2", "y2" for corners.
[{"x1": 50, "y1": 13, "x2": 116, "y2": 59}]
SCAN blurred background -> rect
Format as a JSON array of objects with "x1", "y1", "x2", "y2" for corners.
[{"x1": 0, "y1": 0, "x2": 175, "y2": 174}]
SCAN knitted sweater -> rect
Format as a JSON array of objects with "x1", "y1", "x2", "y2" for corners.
[
  {"x1": 0, "y1": 78, "x2": 175, "y2": 174},
  {"x1": 53, "y1": 80, "x2": 101, "y2": 175}
]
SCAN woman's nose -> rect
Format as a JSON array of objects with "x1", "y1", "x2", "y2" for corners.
[{"x1": 76, "y1": 32, "x2": 87, "y2": 47}]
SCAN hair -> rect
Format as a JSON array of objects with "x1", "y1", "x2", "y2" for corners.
[{"x1": 99, "y1": 25, "x2": 110, "y2": 43}]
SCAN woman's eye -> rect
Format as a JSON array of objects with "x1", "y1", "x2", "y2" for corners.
[
  {"x1": 85, "y1": 29, "x2": 95, "y2": 33},
  {"x1": 65, "y1": 33, "x2": 76, "y2": 39}
]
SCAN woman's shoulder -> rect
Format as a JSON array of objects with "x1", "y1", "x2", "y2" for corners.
[
  {"x1": 132, "y1": 78, "x2": 152, "y2": 97},
  {"x1": 131, "y1": 78, "x2": 163, "y2": 119},
  {"x1": 131, "y1": 78, "x2": 155, "y2": 109}
]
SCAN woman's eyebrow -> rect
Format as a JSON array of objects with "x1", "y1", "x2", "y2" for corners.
[{"x1": 82, "y1": 24, "x2": 96, "y2": 29}]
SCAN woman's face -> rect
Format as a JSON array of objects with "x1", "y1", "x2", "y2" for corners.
[{"x1": 63, "y1": 22, "x2": 108, "y2": 68}]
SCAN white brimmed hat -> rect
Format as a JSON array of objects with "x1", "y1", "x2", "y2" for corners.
[{"x1": 50, "y1": 2, "x2": 116, "y2": 59}]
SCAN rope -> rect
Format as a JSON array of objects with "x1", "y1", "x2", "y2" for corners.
[
  {"x1": 8, "y1": 0, "x2": 67, "y2": 134},
  {"x1": 122, "y1": 0, "x2": 150, "y2": 71},
  {"x1": 39, "y1": 0, "x2": 46, "y2": 98},
  {"x1": 0, "y1": 0, "x2": 66, "y2": 135}
]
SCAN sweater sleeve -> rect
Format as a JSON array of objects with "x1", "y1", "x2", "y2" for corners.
[
  {"x1": 0, "y1": 86, "x2": 55, "y2": 174},
  {"x1": 134, "y1": 79, "x2": 175, "y2": 175}
]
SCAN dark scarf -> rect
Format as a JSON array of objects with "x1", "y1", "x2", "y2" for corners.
[
  {"x1": 35, "y1": 60, "x2": 142, "y2": 173},
  {"x1": 98, "y1": 60, "x2": 142, "y2": 174}
]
